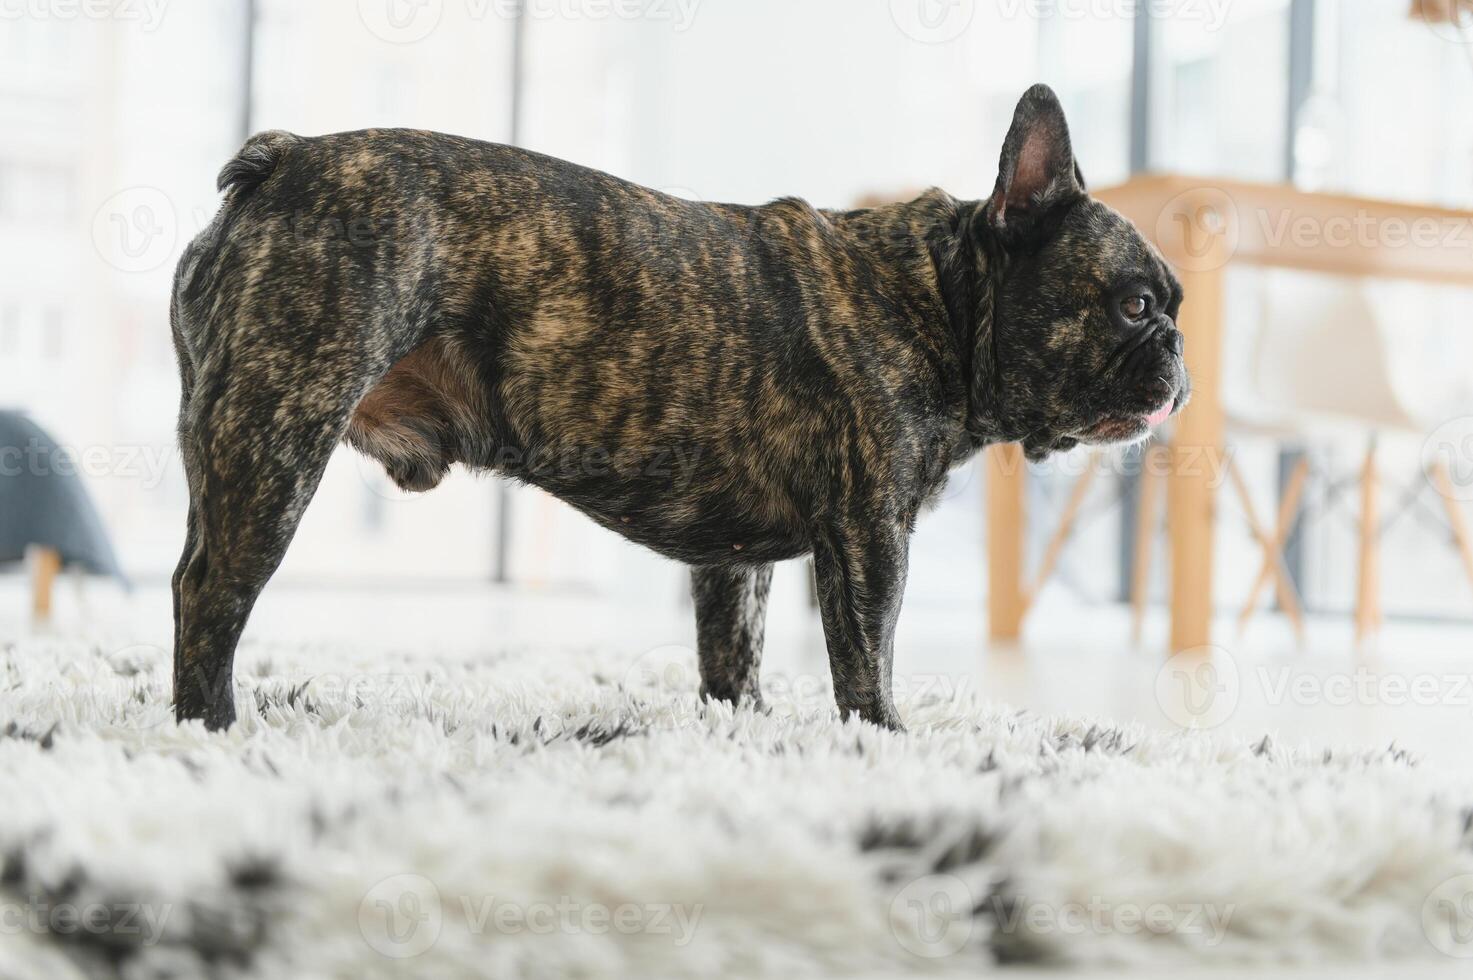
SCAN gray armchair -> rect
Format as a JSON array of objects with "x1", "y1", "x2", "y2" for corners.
[{"x1": 0, "y1": 410, "x2": 124, "y2": 620}]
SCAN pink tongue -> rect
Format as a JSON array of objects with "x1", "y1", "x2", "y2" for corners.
[{"x1": 1146, "y1": 402, "x2": 1174, "y2": 427}]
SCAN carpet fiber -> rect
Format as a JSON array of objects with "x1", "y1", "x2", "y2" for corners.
[{"x1": 2, "y1": 636, "x2": 1472, "y2": 978}]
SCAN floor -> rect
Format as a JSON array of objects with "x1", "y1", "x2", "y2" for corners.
[
  {"x1": 8, "y1": 579, "x2": 1473, "y2": 978},
  {"x1": 6, "y1": 573, "x2": 1473, "y2": 775}
]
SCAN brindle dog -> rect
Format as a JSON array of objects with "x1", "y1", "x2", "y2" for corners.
[{"x1": 170, "y1": 84, "x2": 1188, "y2": 731}]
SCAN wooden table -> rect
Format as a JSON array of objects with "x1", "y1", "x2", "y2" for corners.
[{"x1": 986, "y1": 174, "x2": 1473, "y2": 652}]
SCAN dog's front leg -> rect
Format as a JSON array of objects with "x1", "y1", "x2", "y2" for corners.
[
  {"x1": 812, "y1": 520, "x2": 909, "y2": 731},
  {"x1": 690, "y1": 563, "x2": 773, "y2": 708}
]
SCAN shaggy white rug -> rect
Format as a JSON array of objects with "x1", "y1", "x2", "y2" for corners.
[{"x1": 1, "y1": 635, "x2": 1472, "y2": 979}]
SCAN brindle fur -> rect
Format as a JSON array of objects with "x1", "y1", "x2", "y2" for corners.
[{"x1": 170, "y1": 85, "x2": 1187, "y2": 731}]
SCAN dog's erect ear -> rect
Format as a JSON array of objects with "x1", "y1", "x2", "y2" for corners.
[{"x1": 988, "y1": 84, "x2": 1086, "y2": 243}]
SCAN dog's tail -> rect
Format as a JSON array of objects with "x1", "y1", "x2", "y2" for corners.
[
  {"x1": 172, "y1": 131, "x2": 300, "y2": 358},
  {"x1": 217, "y1": 130, "x2": 301, "y2": 198}
]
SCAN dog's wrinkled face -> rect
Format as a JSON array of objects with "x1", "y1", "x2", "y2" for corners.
[
  {"x1": 980, "y1": 85, "x2": 1190, "y2": 461},
  {"x1": 995, "y1": 200, "x2": 1190, "y2": 460}
]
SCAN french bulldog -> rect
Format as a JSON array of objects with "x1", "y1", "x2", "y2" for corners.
[{"x1": 170, "y1": 83, "x2": 1187, "y2": 730}]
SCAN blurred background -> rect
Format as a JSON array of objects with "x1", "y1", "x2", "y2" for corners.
[{"x1": 4, "y1": 0, "x2": 1473, "y2": 754}]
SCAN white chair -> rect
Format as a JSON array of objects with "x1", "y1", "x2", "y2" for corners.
[
  {"x1": 1133, "y1": 270, "x2": 1473, "y2": 643},
  {"x1": 1254, "y1": 272, "x2": 1473, "y2": 640}
]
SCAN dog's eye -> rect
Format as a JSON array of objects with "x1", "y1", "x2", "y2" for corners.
[{"x1": 1120, "y1": 295, "x2": 1149, "y2": 320}]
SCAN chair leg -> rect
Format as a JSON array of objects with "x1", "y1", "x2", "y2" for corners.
[
  {"x1": 1230, "y1": 456, "x2": 1308, "y2": 644},
  {"x1": 1272, "y1": 459, "x2": 1310, "y2": 643},
  {"x1": 1131, "y1": 446, "x2": 1165, "y2": 643},
  {"x1": 28, "y1": 545, "x2": 62, "y2": 624},
  {"x1": 1025, "y1": 457, "x2": 1098, "y2": 608},
  {"x1": 1429, "y1": 459, "x2": 1473, "y2": 598},
  {"x1": 1355, "y1": 441, "x2": 1381, "y2": 645}
]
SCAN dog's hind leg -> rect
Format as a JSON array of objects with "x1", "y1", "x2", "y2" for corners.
[
  {"x1": 690, "y1": 563, "x2": 773, "y2": 709},
  {"x1": 171, "y1": 338, "x2": 368, "y2": 730},
  {"x1": 169, "y1": 317, "x2": 197, "y2": 672}
]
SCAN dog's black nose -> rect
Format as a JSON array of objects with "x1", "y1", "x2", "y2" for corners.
[{"x1": 1164, "y1": 327, "x2": 1184, "y2": 357}]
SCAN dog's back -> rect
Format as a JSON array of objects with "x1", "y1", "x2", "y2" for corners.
[{"x1": 171, "y1": 129, "x2": 956, "y2": 557}]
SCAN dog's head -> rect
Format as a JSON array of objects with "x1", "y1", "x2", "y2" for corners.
[{"x1": 974, "y1": 84, "x2": 1189, "y2": 461}]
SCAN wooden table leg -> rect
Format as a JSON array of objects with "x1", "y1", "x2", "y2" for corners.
[
  {"x1": 1167, "y1": 266, "x2": 1226, "y2": 653},
  {"x1": 1355, "y1": 441, "x2": 1381, "y2": 645},
  {"x1": 986, "y1": 443, "x2": 1027, "y2": 641},
  {"x1": 28, "y1": 545, "x2": 62, "y2": 624}
]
